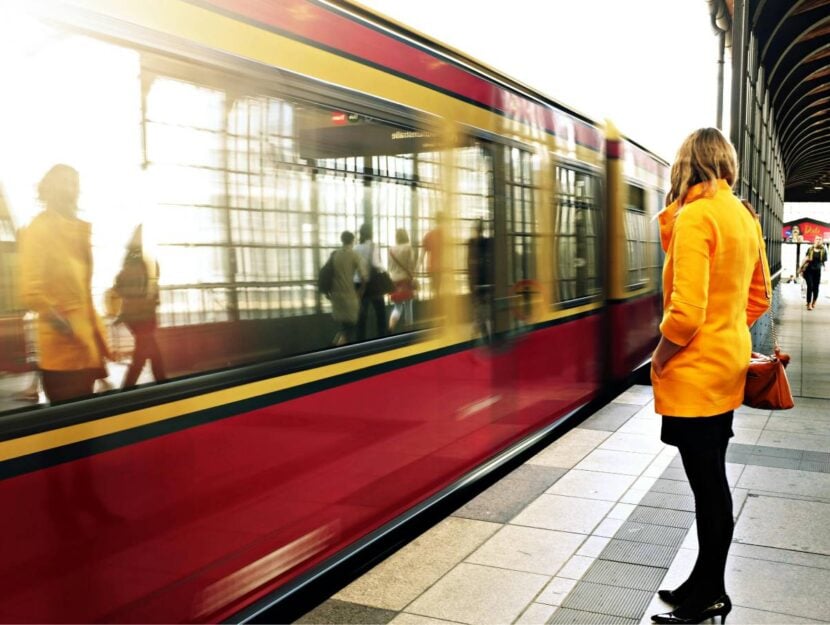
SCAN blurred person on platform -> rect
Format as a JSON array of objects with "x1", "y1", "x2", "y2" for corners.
[{"x1": 19, "y1": 164, "x2": 110, "y2": 403}]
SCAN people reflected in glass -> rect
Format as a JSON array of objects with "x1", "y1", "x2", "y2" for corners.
[
  {"x1": 18, "y1": 164, "x2": 110, "y2": 403},
  {"x1": 388, "y1": 228, "x2": 416, "y2": 331},
  {"x1": 331, "y1": 230, "x2": 367, "y2": 346},
  {"x1": 420, "y1": 211, "x2": 445, "y2": 299},
  {"x1": 467, "y1": 218, "x2": 494, "y2": 341},
  {"x1": 355, "y1": 223, "x2": 387, "y2": 341},
  {"x1": 114, "y1": 225, "x2": 167, "y2": 387},
  {"x1": 800, "y1": 234, "x2": 826, "y2": 310}
]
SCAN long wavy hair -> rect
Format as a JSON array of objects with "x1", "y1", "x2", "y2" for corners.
[{"x1": 666, "y1": 128, "x2": 738, "y2": 207}]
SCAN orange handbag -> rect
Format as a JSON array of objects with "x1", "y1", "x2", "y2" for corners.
[{"x1": 744, "y1": 348, "x2": 794, "y2": 410}]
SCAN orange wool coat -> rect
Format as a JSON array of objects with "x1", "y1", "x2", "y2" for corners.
[
  {"x1": 19, "y1": 210, "x2": 110, "y2": 372},
  {"x1": 652, "y1": 180, "x2": 771, "y2": 417}
]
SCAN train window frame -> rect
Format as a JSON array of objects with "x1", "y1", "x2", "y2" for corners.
[{"x1": 552, "y1": 161, "x2": 603, "y2": 308}]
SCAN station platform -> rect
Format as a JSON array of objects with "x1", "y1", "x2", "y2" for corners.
[{"x1": 296, "y1": 282, "x2": 830, "y2": 625}]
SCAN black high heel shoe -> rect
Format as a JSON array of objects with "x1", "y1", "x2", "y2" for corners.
[
  {"x1": 658, "y1": 588, "x2": 689, "y2": 605},
  {"x1": 651, "y1": 594, "x2": 732, "y2": 624}
]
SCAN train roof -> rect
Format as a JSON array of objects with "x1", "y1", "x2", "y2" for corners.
[{"x1": 332, "y1": 0, "x2": 669, "y2": 167}]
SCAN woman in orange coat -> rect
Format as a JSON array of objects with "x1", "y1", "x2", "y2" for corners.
[
  {"x1": 19, "y1": 164, "x2": 110, "y2": 403},
  {"x1": 650, "y1": 129, "x2": 771, "y2": 624}
]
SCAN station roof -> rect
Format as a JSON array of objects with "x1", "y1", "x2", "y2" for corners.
[{"x1": 744, "y1": 0, "x2": 830, "y2": 202}]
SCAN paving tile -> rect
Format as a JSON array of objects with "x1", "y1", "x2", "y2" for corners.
[
  {"x1": 550, "y1": 607, "x2": 637, "y2": 624},
  {"x1": 510, "y1": 494, "x2": 614, "y2": 534},
  {"x1": 731, "y1": 413, "x2": 769, "y2": 430},
  {"x1": 536, "y1": 576, "x2": 578, "y2": 606},
  {"x1": 736, "y1": 465, "x2": 830, "y2": 499},
  {"x1": 556, "y1": 555, "x2": 594, "y2": 580},
  {"x1": 734, "y1": 494, "x2": 830, "y2": 555},
  {"x1": 627, "y1": 506, "x2": 695, "y2": 529},
  {"x1": 723, "y1": 606, "x2": 823, "y2": 624},
  {"x1": 614, "y1": 387, "x2": 654, "y2": 406},
  {"x1": 513, "y1": 602, "x2": 557, "y2": 625},
  {"x1": 732, "y1": 427, "x2": 762, "y2": 445},
  {"x1": 527, "y1": 429, "x2": 612, "y2": 469},
  {"x1": 599, "y1": 539, "x2": 676, "y2": 568},
  {"x1": 546, "y1": 470, "x2": 636, "y2": 502},
  {"x1": 614, "y1": 522, "x2": 687, "y2": 548},
  {"x1": 599, "y1": 432, "x2": 665, "y2": 455},
  {"x1": 591, "y1": 517, "x2": 625, "y2": 538},
  {"x1": 765, "y1": 415, "x2": 830, "y2": 436},
  {"x1": 757, "y1": 430, "x2": 830, "y2": 453},
  {"x1": 656, "y1": 467, "x2": 688, "y2": 482},
  {"x1": 561, "y1": 581, "x2": 654, "y2": 619},
  {"x1": 454, "y1": 475, "x2": 560, "y2": 524},
  {"x1": 726, "y1": 554, "x2": 830, "y2": 621},
  {"x1": 638, "y1": 492, "x2": 696, "y2": 512},
  {"x1": 729, "y1": 542, "x2": 830, "y2": 570},
  {"x1": 574, "y1": 449, "x2": 654, "y2": 476},
  {"x1": 746, "y1": 455, "x2": 803, "y2": 470},
  {"x1": 404, "y1": 563, "x2": 548, "y2": 625},
  {"x1": 619, "y1": 488, "x2": 649, "y2": 505},
  {"x1": 295, "y1": 599, "x2": 398, "y2": 624},
  {"x1": 335, "y1": 517, "x2": 500, "y2": 610},
  {"x1": 582, "y1": 560, "x2": 667, "y2": 591},
  {"x1": 649, "y1": 479, "x2": 692, "y2": 496},
  {"x1": 388, "y1": 615, "x2": 464, "y2": 625},
  {"x1": 465, "y1": 525, "x2": 584, "y2": 576},
  {"x1": 747, "y1": 445, "x2": 804, "y2": 459},
  {"x1": 617, "y1": 418, "x2": 661, "y2": 437},
  {"x1": 580, "y1": 403, "x2": 641, "y2": 432},
  {"x1": 608, "y1": 503, "x2": 636, "y2": 521},
  {"x1": 576, "y1": 536, "x2": 611, "y2": 558}
]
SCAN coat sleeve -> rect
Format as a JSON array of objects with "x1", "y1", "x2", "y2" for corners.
[
  {"x1": 747, "y1": 221, "x2": 771, "y2": 327},
  {"x1": 18, "y1": 223, "x2": 59, "y2": 314},
  {"x1": 659, "y1": 204, "x2": 713, "y2": 346}
]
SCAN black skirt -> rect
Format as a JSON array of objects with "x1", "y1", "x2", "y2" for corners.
[{"x1": 661, "y1": 411, "x2": 734, "y2": 448}]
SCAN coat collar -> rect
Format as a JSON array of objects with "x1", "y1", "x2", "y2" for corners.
[{"x1": 657, "y1": 179, "x2": 731, "y2": 252}]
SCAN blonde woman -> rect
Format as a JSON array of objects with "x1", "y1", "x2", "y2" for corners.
[
  {"x1": 650, "y1": 128, "x2": 771, "y2": 624},
  {"x1": 388, "y1": 228, "x2": 416, "y2": 330}
]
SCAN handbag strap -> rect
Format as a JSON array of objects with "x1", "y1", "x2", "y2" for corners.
[
  {"x1": 389, "y1": 248, "x2": 413, "y2": 281},
  {"x1": 744, "y1": 202, "x2": 778, "y2": 352}
]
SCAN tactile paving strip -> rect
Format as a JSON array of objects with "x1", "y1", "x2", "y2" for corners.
[
  {"x1": 582, "y1": 560, "x2": 666, "y2": 591},
  {"x1": 548, "y1": 608, "x2": 637, "y2": 624},
  {"x1": 650, "y1": 478, "x2": 693, "y2": 495},
  {"x1": 614, "y1": 521, "x2": 688, "y2": 547},
  {"x1": 561, "y1": 582, "x2": 655, "y2": 619},
  {"x1": 598, "y1": 539, "x2": 676, "y2": 568},
  {"x1": 639, "y1": 492, "x2": 696, "y2": 512},
  {"x1": 627, "y1": 506, "x2": 695, "y2": 529}
]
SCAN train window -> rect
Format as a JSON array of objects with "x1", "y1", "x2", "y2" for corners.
[
  {"x1": 0, "y1": 22, "x2": 470, "y2": 413},
  {"x1": 554, "y1": 166, "x2": 601, "y2": 303},
  {"x1": 624, "y1": 185, "x2": 650, "y2": 289},
  {"x1": 506, "y1": 148, "x2": 536, "y2": 284}
]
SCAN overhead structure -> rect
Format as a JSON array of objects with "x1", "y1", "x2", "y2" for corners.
[{"x1": 711, "y1": 0, "x2": 830, "y2": 280}]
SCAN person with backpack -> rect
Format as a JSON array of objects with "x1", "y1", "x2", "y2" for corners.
[
  {"x1": 114, "y1": 225, "x2": 166, "y2": 388},
  {"x1": 326, "y1": 230, "x2": 367, "y2": 346}
]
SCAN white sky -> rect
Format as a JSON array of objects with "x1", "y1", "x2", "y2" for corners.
[{"x1": 357, "y1": 0, "x2": 722, "y2": 162}]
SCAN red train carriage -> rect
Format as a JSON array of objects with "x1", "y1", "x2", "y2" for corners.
[{"x1": 0, "y1": 1, "x2": 667, "y2": 622}]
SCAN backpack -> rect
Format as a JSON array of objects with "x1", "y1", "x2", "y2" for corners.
[{"x1": 318, "y1": 251, "x2": 336, "y2": 296}]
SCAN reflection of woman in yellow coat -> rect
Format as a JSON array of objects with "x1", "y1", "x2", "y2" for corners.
[{"x1": 19, "y1": 164, "x2": 109, "y2": 402}]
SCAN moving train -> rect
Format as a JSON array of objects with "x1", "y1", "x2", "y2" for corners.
[{"x1": 0, "y1": 1, "x2": 667, "y2": 622}]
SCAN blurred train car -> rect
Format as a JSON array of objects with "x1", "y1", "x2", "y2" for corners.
[{"x1": 0, "y1": 1, "x2": 667, "y2": 622}]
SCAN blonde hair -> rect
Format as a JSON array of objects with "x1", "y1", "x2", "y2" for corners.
[{"x1": 667, "y1": 128, "x2": 738, "y2": 207}]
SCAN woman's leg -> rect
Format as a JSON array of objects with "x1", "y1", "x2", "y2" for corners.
[
  {"x1": 676, "y1": 439, "x2": 733, "y2": 607},
  {"x1": 805, "y1": 271, "x2": 818, "y2": 305}
]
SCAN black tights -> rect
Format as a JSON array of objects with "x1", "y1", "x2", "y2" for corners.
[
  {"x1": 675, "y1": 441, "x2": 733, "y2": 606},
  {"x1": 805, "y1": 270, "x2": 820, "y2": 305}
]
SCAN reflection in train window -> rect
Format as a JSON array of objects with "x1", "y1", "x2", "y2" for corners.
[
  {"x1": 624, "y1": 184, "x2": 650, "y2": 289},
  {"x1": 554, "y1": 166, "x2": 600, "y2": 302},
  {"x1": 0, "y1": 23, "x2": 494, "y2": 411}
]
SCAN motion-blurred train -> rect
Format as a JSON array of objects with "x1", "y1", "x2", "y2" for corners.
[{"x1": 0, "y1": 1, "x2": 667, "y2": 622}]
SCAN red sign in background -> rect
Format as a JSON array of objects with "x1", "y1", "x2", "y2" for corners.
[{"x1": 782, "y1": 219, "x2": 830, "y2": 242}]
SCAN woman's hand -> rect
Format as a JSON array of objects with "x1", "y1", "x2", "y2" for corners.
[
  {"x1": 652, "y1": 335, "x2": 683, "y2": 376},
  {"x1": 47, "y1": 308, "x2": 73, "y2": 336}
]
